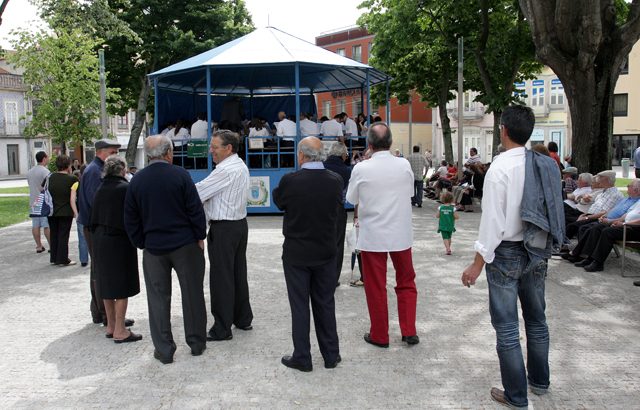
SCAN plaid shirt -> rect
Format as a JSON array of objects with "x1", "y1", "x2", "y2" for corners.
[
  {"x1": 563, "y1": 177, "x2": 578, "y2": 193},
  {"x1": 587, "y1": 187, "x2": 624, "y2": 215},
  {"x1": 406, "y1": 153, "x2": 427, "y2": 181}
]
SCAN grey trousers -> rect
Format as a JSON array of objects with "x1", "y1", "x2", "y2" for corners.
[{"x1": 142, "y1": 242, "x2": 207, "y2": 358}]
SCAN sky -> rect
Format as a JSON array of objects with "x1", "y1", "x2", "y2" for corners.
[{"x1": 0, "y1": 0, "x2": 368, "y2": 49}]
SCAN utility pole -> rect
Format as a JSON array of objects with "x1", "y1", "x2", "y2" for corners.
[{"x1": 457, "y1": 37, "x2": 464, "y2": 179}]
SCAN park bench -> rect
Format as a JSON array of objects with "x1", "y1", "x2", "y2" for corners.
[{"x1": 614, "y1": 224, "x2": 640, "y2": 277}]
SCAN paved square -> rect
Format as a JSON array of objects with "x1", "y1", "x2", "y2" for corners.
[{"x1": 0, "y1": 199, "x2": 639, "y2": 409}]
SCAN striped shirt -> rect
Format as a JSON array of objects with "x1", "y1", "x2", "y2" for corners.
[
  {"x1": 406, "y1": 153, "x2": 426, "y2": 181},
  {"x1": 587, "y1": 186, "x2": 623, "y2": 215},
  {"x1": 196, "y1": 154, "x2": 249, "y2": 221}
]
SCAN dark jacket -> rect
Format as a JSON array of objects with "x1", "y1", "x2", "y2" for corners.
[
  {"x1": 90, "y1": 175, "x2": 129, "y2": 234},
  {"x1": 48, "y1": 172, "x2": 78, "y2": 217},
  {"x1": 522, "y1": 149, "x2": 565, "y2": 262},
  {"x1": 77, "y1": 156, "x2": 104, "y2": 226},
  {"x1": 124, "y1": 161, "x2": 207, "y2": 255},
  {"x1": 273, "y1": 168, "x2": 344, "y2": 266}
]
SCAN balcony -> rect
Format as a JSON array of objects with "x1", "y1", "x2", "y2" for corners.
[
  {"x1": 0, "y1": 74, "x2": 27, "y2": 91},
  {"x1": 446, "y1": 105, "x2": 486, "y2": 120},
  {"x1": 531, "y1": 103, "x2": 550, "y2": 118}
]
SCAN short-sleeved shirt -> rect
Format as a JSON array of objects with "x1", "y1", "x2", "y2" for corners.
[
  {"x1": 27, "y1": 165, "x2": 50, "y2": 204},
  {"x1": 438, "y1": 204, "x2": 456, "y2": 233},
  {"x1": 407, "y1": 153, "x2": 427, "y2": 181}
]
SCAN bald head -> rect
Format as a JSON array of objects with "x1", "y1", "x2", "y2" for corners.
[
  {"x1": 145, "y1": 134, "x2": 173, "y2": 160},
  {"x1": 298, "y1": 136, "x2": 325, "y2": 164}
]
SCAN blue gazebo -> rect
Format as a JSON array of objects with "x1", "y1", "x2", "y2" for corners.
[{"x1": 148, "y1": 26, "x2": 390, "y2": 213}]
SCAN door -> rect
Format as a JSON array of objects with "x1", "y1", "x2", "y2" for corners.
[
  {"x1": 4, "y1": 101, "x2": 19, "y2": 135},
  {"x1": 7, "y1": 144, "x2": 19, "y2": 175}
]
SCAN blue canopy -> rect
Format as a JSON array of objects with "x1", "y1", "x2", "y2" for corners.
[{"x1": 148, "y1": 26, "x2": 389, "y2": 95}]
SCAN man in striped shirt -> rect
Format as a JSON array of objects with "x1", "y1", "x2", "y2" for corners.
[{"x1": 196, "y1": 130, "x2": 253, "y2": 342}]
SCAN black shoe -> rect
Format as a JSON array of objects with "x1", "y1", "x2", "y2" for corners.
[
  {"x1": 81, "y1": 262, "x2": 88, "y2": 267},
  {"x1": 235, "y1": 325, "x2": 253, "y2": 331},
  {"x1": 574, "y1": 258, "x2": 592, "y2": 267},
  {"x1": 566, "y1": 254, "x2": 582, "y2": 263},
  {"x1": 363, "y1": 333, "x2": 389, "y2": 348},
  {"x1": 633, "y1": 281, "x2": 640, "y2": 287},
  {"x1": 324, "y1": 354, "x2": 342, "y2": 369},
  {"x1": 153, "y1": 350, "x2": 173, "y2": 364},
  {"x1": 124, "y1": 318, "x2": 135, "y2": 327},
  {"x1": 207, "y1": 331, "x2": 233, "y2": 341},
  {"x1": 417, "y1": 204, "x2": 422, "y2": 208},
  {"x1": 281, "y1": 355, "x2": 312, "y2": 372},
  {"x1": 402, "y1": 335, "x2": 420, "y2": 345},
  {"x1": 560, "y1": 252, "x2": 574, "y2": 260},
  {"x1": 584, "y1": 261, "x2": 604, "y2": 272},
  {"x1": 114, "y1": 331, "x2": 143, "y2": 344},
  {"x1": 191, "y1": 345, "x2": 206, "y2": 356}
]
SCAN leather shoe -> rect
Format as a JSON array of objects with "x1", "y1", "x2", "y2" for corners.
[
  {"x1": 490, "y1": 387, "x2": 524, "y2": 408},
  {"x1": 207, "y1": 332, "x2": 232, "y2": 341},
  {"x1": 324, "y1": 354, "x2": 342, "y2": 369},
  {"x1": 584, "y1": 261, "x2": 604, "y2": 272},
  {"x1": 566, "y1": 254, "x2": 582, "y2": 263},
  {"x1": 560, "y1": 252, "x2": 574, "y2": 260},
  {"x1": 574, "y1": 258, "x2": 592, "y2": 267},
  {"x1": 114, "y1": 331, "x2": 142, "y2": 344},
  {"x1": 402, "y1": 335, "x2": 420, "y2": 345},
  {"x1": 153, "y1": 350, "x2": 173, "y2": 364},
  {"x1": 191, "y1": 345, "x2": 206, "y2": 356},
  {"x1": 363, "y1": 333, "x2": 389, "y2": 348},
  {"x1": 281, "y1": 355, "x2": 312, "y2": 372},
  {"x1": 235, "y1": 324, "x2": 253, "y2": 331},
  {"x1": 634, "y1": 281, "x2": 640, "y2": 287}
]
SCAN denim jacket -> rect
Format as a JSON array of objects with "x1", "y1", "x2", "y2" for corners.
[{"x1": 521, "y1": 149, "x2": 566, "y2": 262}]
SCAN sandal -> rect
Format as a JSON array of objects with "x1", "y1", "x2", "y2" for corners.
[
  {"x1": 446, "y1": 250, "x2": 452, "y2": 255},
  {"x1": 36, "y1": 247, "x2": 46, "y2": 253},
  {"x1": 350, "y1": 279, "x2": 364, "y2": 287}
]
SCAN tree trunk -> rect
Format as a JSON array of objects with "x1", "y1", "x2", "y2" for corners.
[
  {"x1": 125, "y1": 77, "x2": 151, "y2": 166},
  {"x1": 438, "y1": 85, "x2": 454, "y2": 164},
  {"x1": 492, "y1": 109, "x2": 502, "y2": 157}
]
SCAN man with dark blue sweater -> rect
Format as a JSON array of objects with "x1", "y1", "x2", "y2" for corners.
[{"x1": 124, "y1": 134, "x2": 208, "y2": 364}]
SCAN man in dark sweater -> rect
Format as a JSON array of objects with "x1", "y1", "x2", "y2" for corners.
[
  {"x1": 273, "y1": 136, "x2": 344, "y2": 372},
  {"x1": 124, "y1": 134, "x2": 208, "y2": 364},
  {"x1": 323, "y1": 142, "x2": 351, "y2": 286}
]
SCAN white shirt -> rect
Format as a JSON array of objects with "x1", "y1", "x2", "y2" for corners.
[
  {"x1": 196, "y1": 154, "x2": 249, "y2": 221},
  {"x1": 564, "y1": 186, "x2": 592, "y2": 209},
  {"x1": 474, "y1": 146, "x2": 526, "y2": 264},
  {"x1": 190, "y1": 119, "x2": 208, "y2": 139},
  {"x1": 248, "y1": 127, "x2": 270, "y2": 137},
  {"x1": 344, "y1": 117, "x2": 358, "y2": 138},
  {"x1": 299, "y1": 118, "x2": 319, "y2": 136},
  {"x1": 346, "y1": 150, "x2": 414, "y2": 251},
  {"x1": 276, "y1": 118, "x2": 297, "y2": 141},
  {"x1": 625, "y1": 200, "x2": 640, "y2": 223},
  {"x1": 320, "y1": 119, "x2": 344, "y2": 137},
  {"x1": 167, "y1": 127, "x2": 190, "y2": 146},
  {"x1": 436, "y1": 166, "x2": 448, "y2": 177}
]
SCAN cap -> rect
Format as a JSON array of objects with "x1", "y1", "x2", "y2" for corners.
[
  {"x1": 562, "y1": 166, "x2": 578, "y2": 175},
  {"x1": 596, "y1": 170, "x2": 616, "y2": 181},
  {"x1": 94, "y1": 139, "x2": 121, "y2": 150}
]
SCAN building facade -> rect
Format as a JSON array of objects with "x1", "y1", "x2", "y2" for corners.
[
  {"x1": 612, "y1": 41, "x2": 640, "y2": 165},
  {"x1": 315, "y1": 26, "x2": 433, "y2": 156}
]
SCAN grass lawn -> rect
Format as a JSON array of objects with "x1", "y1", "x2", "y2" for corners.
[
  {"x1": 0, "y1": 197, "x2": 30, "y2": 228},
  {"x1": 616, "y1": 178, "x2": 633, "y2": 188},
  {"x1": 0, "y1": 187, "x2": 29, "y2": 194}
]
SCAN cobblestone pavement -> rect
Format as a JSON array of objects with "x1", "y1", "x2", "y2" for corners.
[{"x1": 1, "y1": 198, "x2": 639, "y2": 409}]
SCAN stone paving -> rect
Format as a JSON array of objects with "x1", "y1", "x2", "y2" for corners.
[{"x1": 0, "y1": 197, "x2": 639, "y2": 409}]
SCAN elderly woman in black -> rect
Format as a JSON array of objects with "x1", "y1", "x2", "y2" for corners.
[{"x1": 90, "y1": 155, "x2": 141, "y2": 343}]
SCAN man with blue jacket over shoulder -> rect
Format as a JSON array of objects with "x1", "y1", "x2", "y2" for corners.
[{"x1": 461, "y1": 105, "x2": 564, "y2": 409}]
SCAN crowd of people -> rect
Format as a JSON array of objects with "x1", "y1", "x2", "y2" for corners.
[{"x1": 24, "y1": 103, "x2": 639, "y2": 408}]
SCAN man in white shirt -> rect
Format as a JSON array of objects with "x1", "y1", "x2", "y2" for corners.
[
  {"x1": 320, "y1": 114, "x2": 344, "y2": 138},
  {"x1": 346, "y1": 122, "x2": 419, "y2": 348},
  {"x1": 196, "y1": 130, "x2": 253, "y2": 341},
  {"x1": 343, "y1": 113, "x2": 358, "y2": 139},
  {"x1": 299, "y1": 113, "x2": 319, "y2": 136},
  {"x1": 190, "y1": 113, "x2": 208, "y2": 140},
  {"x1": 26, "y1": 151, "x2": 51, "y2": 253},
  {"x1": 276, "y1": 113, "x2": 297, "y2": 141},
  {"x1": 461, "y1": 105, "x2": 556, "y2": 408},
  {"x1": 563, "y1": 172, "x2": 593, "y2": 220}
]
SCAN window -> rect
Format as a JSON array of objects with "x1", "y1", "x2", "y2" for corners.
[
  {"x1": 323, "y1": 101, "x2": 331, "y2": 118},
  {"x1": 613, "y1": 93, "x2": 628, "y2": 116},
  {"x1": 353, "y1": 99, "x2": 363, "y2": 117},
  {"x1": 531, "y1": 80, "x2": 545, "y2": 106},
  {"x1": 4, "y1": 101, "x2": 19, "y2": 134},
  {"x1": 338, "y1": 99, "x2": 346, "y2": 114},
  {"x1": 463, "y1": 92, "x2": 475, "y2": 111},
  {"x1": 621, "y1": 58, "x2": 629, "y2": 75},
  {"x1": 336, "y1": 48, "x2": 345, "y2": 57},
  {"x1": 513, "y1": 82, "x2": 526, "y2": 98},
  {"x1": 352, "y1": 45, "x2": 362, "y2": 62},
  {"x1": 550, "y1": 79, "x2": 564, "y2": 105},
  {"x1": 117, "y1": 115, "x2": 129, "y2": 129},
  {"x1": 368, "y1": 42, "x2": 372, "y2": 58}
]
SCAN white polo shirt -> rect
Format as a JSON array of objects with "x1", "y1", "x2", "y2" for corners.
[{"x1": 320, "y1": 119, "x2": 344, "y2": 137}]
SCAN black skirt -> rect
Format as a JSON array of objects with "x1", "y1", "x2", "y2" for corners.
[{"x1": 93, "y1": 225, "x2": 140, "y2": 299}]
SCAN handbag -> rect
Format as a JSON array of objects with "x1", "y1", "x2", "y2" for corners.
[{"x1": 29, "y1": 175, "x2": 53, "y2": 218}]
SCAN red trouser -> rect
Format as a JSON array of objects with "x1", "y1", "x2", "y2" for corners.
[{"x1": 360, "y1": 249, "x2": 418, "y2": 344}]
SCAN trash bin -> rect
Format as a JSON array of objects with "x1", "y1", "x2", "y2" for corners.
[{"x1": 621, "y1": 158, "x2": 630, "y2": 178}]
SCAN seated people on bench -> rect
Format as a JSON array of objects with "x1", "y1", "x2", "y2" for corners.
[
  {"x1": 166, "y1": 119, "x2": 190, "y2": 147},
  {"x1": 300, "y1": 113, "x2": 319, "y2": 136},
  {"x1": 276, "y1": 113, "x2": 297, "y2": 147},
  {"x1": 191, "y1": 113, "x2": 208, "y2": 140},
  {"x1": 320, "y1": 114, "x2": 344, "y2": 138},
  {"x1": 249, "y1": 117, "x2": 271, "y2": 138}
]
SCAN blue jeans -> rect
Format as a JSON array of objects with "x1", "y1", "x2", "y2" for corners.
[
  {"x1": 486, "y1": 241, "x2": 550, "y2": 408},
  {"x1": 77, "y1": 222, "x2": 89, "y2": 265},
  {"x1": 412, "y1": 180, "x2": 424, "y2": 206}
]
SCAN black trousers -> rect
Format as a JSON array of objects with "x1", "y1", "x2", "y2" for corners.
[
  {"x1": 564, "y1": 203, "x2": 583, "y2": 225},
  {"x1": 142, "y1": 242, "x2": 207, "y2": 358},
  {"x1": 48, "y1": 216, "x2": 73, "y2": 264},
  {"x1": 566, "y1": 219, "x2": 597, "y2": 239},
  {"x1": 283, "y1": 258, "x2": 339, "y2": 366},
  {"x1": 591, "y1": 224, "x2": 640, "y2": 263},
  {"x1": 207, "y1": 219, "x2": 253, "y2": 338},
  {"x1": 335, "y1": 207, "x2": 347, "y2": 284},
  {"x1": 84, "y1": 227, "x2": 106, "y2": 323}
]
